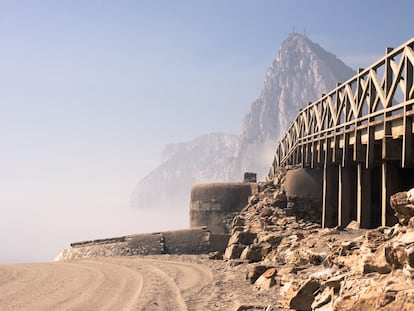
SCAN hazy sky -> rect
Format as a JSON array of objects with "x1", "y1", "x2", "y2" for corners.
[{"x1": 1, "y1": 0, "x2": 414, "y2": 263}]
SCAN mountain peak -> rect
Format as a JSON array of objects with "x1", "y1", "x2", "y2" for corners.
[{"x1": 236, "y1": 35, "x2": 355, "y2": 179}]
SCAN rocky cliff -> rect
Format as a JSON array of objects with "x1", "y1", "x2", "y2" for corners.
[{"x1": 130, "y1": 33, "x2": 355, "y2": 211}]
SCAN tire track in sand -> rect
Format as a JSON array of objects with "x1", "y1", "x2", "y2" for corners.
[{"x1": 0, "y1": 257, "x2": 212, "y2": 311}]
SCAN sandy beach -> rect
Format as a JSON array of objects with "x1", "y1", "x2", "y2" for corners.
[{"x1": 0, "y1": 255, "x2": 276, "y2": 311}]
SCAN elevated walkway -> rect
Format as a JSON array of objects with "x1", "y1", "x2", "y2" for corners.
[{"x1": 269, "y1": 37, "x2": 414, "y2": 228}]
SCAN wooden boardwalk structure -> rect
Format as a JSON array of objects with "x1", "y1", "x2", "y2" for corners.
[{"x1": 269, "y1": 37, "x2": 414, "y2": 228}]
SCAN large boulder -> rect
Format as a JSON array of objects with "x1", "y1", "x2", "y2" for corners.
[
  {"x1": 363, "y1": 243, "x2": 393, "y2": 274},
  {"x1": 289, "y1": 279, "x2": 320, "y2": 311},
  {"x1": 390, "y1": 189, "x2": 414, "y2": 225}
]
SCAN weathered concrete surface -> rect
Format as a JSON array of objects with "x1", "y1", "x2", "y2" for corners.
[
  {"x1": 190, "y1": 182, "x2": 256, "y2": 234},
  {"x1": 284, "y1": 167, "x2": 323, "y2": 202},
  {"x1": 57, "y1": 227, "x2": 229, "y2": 260}
]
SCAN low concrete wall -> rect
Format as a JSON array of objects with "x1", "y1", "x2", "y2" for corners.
[
  {"x1": 126, "y1": 233, "x2": 164, "y2": 255},
  {"x1": 190, "y1": 182, "x2": 255, "y2": 234},
  {"x1": 164, "y1": 228, "x2": 209, "y2": 254},
  {"x1": 56, "y1": 227, "x2": 230, "y2": 260}
]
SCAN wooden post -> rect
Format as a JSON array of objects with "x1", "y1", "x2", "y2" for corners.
[
  {"x1": 322, "y1": 163, "x2": 327, "y2": 228},
  {"x1": 357, "y1": 163, "x2": 371, "y2": 228},
  {"x1": 403, "y1": 51, "x2": 413, "y2": 167},
  {"x1": 402, "y1": 115, "x2": 412, "y2": 168},
  {"x1": 381, "y1": 162, "x2": 387, "y2": 227},
  {"x1": 338, "y1": 165, "x2": 343, "y2": 227}
]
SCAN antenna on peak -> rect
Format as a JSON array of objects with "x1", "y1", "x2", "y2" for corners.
[
  {"x1": 292, "y1": 26, "x2": 296, "y2": 34},
  {"x1": 303, "y1": 28, "x2": 307, "y2": 37}
]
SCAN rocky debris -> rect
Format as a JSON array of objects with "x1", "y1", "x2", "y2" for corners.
[{"x1": 221, "y1": 168, "x2": 414, "y2": 310}]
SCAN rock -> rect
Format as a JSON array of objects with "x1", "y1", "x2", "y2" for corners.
[
  {"x1": 228, "y1": 231, "x2": 257, "y2": 246},
  {"x1": 259, "y1": 233, "x2": 283, "y2": 246},
  {"x1": 390, "y1": 191, "x2": 414, "y2": 225},
  {"x1": 234, "y1": 303, "x2": 268, "y2": 311},
  {"x1": 323, "y1": 275, "x2": 344, "y2": 290},
  {"x1": 406, "y1": 246, "x2": 414, "y2": 268},
  {"x1": 398, "y1": 231, "x2": 414, "y2": 245},
  {"x1": 254, "y1": 268, "x2": 277, "y2": 291},
  {"x1": 363, "y1": 243, "x2": 393, "y2": 274},
  {"x1": 277, "y1": 266, "x2": 297, "y2": 285},
  {"x1": 345, "y1": 220, "x2": 360, "y2": 230},
  {"x1": 208, "y1": 251, "x2": 223, "y2": 260},
  {"x1": 349, "y1": 285, "x2": 397, "y2": 310},
  {"x1": 224, "y1": 244, "x2": 245, "y2": 260},
  {"x1": 408, "y1": 188, "x2": 414, "y2": 203},
  {"x1": 240, "y1": 244, "x2": 270, "y2": 263},
  {"x1": 364, "y1": 228, "x2": 388, "y2": 250},
  {"x1": 284, "y1": 248, "x2": 325, "y2": 266},
  {"x1": 227, "y1": 259, "x2": 245, "y2": 267},
  {"x1": 233, "y1": 216, "x2": 246, "y2": 227},
  {"x1": 311, "y1": 287, "x2": 332, "y2": 310},
  {"x1": 248, "y1": 195, "x2": 259, "y2": 205},
  {"x1": 393, "y1": 245, "x2": 407, "y2": 266},
  {"x1": 384, "y1": 289, "x2": 414, "y2": 310},
  {"x1": 272, "y1": 190, "x2": 287, "y2": 208},
  {"x1": 259, "y1": 206, "x2": 273, "y2": 217},
  {"x1": 289, "y1": 279, "x2": 320, "y2": 311},
  {"x1": 245, "y1": 265, "x2": 269, "y2": 284}
]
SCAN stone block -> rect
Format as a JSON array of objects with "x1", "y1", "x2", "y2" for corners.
[
  {"x1": 240, "y1": 244, "x2": 268, "y2": 263},
  {"x1": 228, "y1": 231, "x2": 257, "y2": 246},
  {"x1": 223, "y1": 244, "x2": 245, "y2": 260}
]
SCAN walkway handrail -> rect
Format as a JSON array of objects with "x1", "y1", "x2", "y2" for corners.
[{"x1": 269, "y1": 37, "x2": 414, "y2": 178}]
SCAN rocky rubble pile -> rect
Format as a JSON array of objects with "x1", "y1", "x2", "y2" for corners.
[{"x1": 222, "y1": 168, "x2": 414, "y2": 310}]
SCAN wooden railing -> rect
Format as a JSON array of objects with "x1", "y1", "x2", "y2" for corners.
[{"x1": 269, "y1": 37, "x2": 414, "y2": 178}]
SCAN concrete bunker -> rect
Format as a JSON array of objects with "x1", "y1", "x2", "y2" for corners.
[
  {"x1": 283, "y1": 167, "x2": 323, "y2": 223},
  {"x1": 190, "y1": 182, "x2": 256, "y2": 234}
]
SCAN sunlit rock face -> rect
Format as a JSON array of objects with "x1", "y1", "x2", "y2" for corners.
[
  {"x1": 233, "y1": 33, "x2": 355, "y2": 180},
  {"x1": 130, "y1": 33, "x2": 354, "y2": 212}
]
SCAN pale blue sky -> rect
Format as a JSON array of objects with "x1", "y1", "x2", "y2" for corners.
[{"x1": 1, "y1": 0, "x2": 414, "y2": 263}]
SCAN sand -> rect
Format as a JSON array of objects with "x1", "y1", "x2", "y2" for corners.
[{"x1": 0, "y1": 255, "x2": 276, "y2": 310}]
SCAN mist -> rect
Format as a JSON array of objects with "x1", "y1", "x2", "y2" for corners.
[{"x1": 0, "y1": 201, "x2": 189, "y2": 264}]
